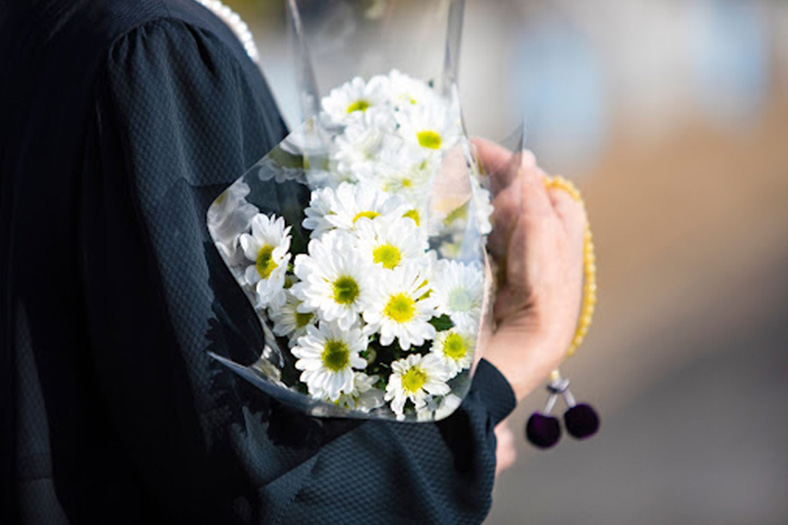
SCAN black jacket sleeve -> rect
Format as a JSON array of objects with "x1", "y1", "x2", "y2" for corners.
[{"x1": 79, "y1": 16, "x2": 516, "y2": 525}]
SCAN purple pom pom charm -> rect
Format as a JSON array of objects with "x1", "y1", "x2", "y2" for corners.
[
  {"x1": 525, "y1": 372, "x2": 600, "y2": 449},
  {"x1": 564, "y1": 403, "x2": 600, "y2": 439},
  {"x1": 525, "y1": 413, "x2": 562, "y2": 448}
]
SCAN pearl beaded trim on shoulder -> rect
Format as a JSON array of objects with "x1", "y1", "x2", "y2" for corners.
[{"x1": 193, "y1": 0, "x2": 260, "y2": 64}]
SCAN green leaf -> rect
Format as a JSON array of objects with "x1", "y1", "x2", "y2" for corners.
[{"x1": 429, "y1": 314, "x2": 454, "y2": 332}]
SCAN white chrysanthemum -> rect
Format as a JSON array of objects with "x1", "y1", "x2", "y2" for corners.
[
  {"x1": 431, "y1": 328, "x2": 475, "y2": 377},
  {"x1": 471, "y1": 182, "x2": 494, "y2": 235},
  {"x1": 386, "y1": 69, "x2": 439, "y2": 108},
  {"x1": 431, "y1": 259, "x2": 485, "y2": 328},
  {"x1": 207, "y1": 180, "x2": 259, "y2": 266},
  {"x1": 291, "y1": 230, "x2": 377, "y2": 331},
  {"x1": 269, "y1": 288, "x2": 316, "y2": 344},
  {"x1": 302, "y1": 186, "x2": 338, "y2": 238},
  {"x1": 332, "y1": 116, "x2": 389, "y2": 183},
  {"x1": 396, "y1": 102, "x2": 462, "y2": 152},
  {"x1": 355, "y1": 216, "x2": 428, "y2": 271},
  {"x1": 416, "y1": 391, "x2": 464, "y2": 422},
  {"x1": 332, "y1": 372, "x2": 385, "y2": 413},
  {"x1": 363, "y1": 264, "x2": 437, "y2": 349},
  {"x1": 292, "y1": 322, "x2": 367, "y2": 401},
  {"x1": 323, "y1": 181, "x2": 410, "y2": 232},
  {"x1": 239, "y1": 214, "x2": 291, "y2": 308},
  {"x1": 321, "y1": 76, "x2": 391, "y2": 127},
  {"x1": 434, "y1": 393, "x2": 463, "y2": 420},
  {"x1": 375, "y1": 138, "x2": 434, "y2": 209},
  {"x1": 385, "y1": 353, "x2": 451, "y2": 419}
]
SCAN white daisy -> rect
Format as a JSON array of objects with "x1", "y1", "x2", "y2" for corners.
[
  {"x1": 238, "y1": 214, "x2": 291, "y2": 309},
  {"x1": 331, "y1": 372, "x2": 385, "y2": 413},
  {"x1": 431, "y1": 328, "x2": 475, "y2": 377},
  {"x1": 321, "y1": 75, "x2": 391, "y2": 127},
  {"x1": 434, "y1": 393, "x2": 463, "y2": 421},
  {"x1": 416, "y1": 392, "x2": 465, "y2": 422},
  {"x1": 384, "y1": 353, "x2": 451, "y2": 420},
  {"x1": 207, "y1": 180, "x2": 259, "y2": 266},
  {"x1": 354, "y1": 216, "x2": 428, "y2": 270},
  {"x1": 375, "y1": 137, "x2": 435, "y2": 207},
  {"x1": 302, "y1": 186, "x2": 338, "y2": 238},
  {"x1": 396, "y1": 101, "x2": 462, "y2": 152},
  {"x1": 363, "y1": 263, "x2": 437, "y2": 349},
  {"x1": 291, "y1": 229, "x2": 377, "y2": 331},
  {"x1": 431, "y1": 259, "x2": 485, "y2": 328},
  {"x1": 386, "y1": 69, "x2": 439, "y2": 108},
  {"x1": 471, "y1": 181, "x2": 494, "y2": 236},
  {"x1": 268, "y1": 288, "x2": 316, "y2": 344},
  {"x1": 324, "y1": 181, "x2": 410, "y2": 232},
  {"x1": 332, "y1": 115, "x2": 391, "y2": 183},
  {"x1": 292, "y1": 322, "x2": 367, "y2": 401}
]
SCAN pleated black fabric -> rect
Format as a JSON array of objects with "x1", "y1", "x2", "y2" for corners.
[{"x1": 0, "y1": 1, "x2": 517, "y2": 523}]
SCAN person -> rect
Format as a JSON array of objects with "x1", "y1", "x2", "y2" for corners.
[{"x1": 0, "y1": 1, "x2": 586, "y2": 523}]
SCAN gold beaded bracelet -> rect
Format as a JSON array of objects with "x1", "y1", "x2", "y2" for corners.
[{"x1": 542, "y1": 175, "x2": 597, "y2": 360}]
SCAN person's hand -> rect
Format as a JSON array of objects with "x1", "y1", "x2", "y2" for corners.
[
  {"x1": 474, "y1": 138, "x2": 587, "y2": 402},
  {"x1": 494, "y1": 419, "x2": 517, "y2": 476}
]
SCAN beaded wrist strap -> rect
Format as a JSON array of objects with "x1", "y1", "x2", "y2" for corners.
[{"x1": 543, "y1": 175, "x2": 596, "y2": 361}]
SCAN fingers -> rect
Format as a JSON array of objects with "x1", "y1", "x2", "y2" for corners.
[
  {"x1": 472, "y1": 137, "x2": 513, "y2": 176},
  {"x1": 472, "y1": 137, "x2": 537, "y2": 194},
  {"x1": 546, "y1": 185, "x2": 588, "y2": 237},
  {"x1": 519, "y1": 164, "x2": 553, "y2": 219}
]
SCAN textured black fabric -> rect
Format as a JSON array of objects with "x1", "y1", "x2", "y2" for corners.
[{"x1": 0, "y1": 1, "x2": 517, "y2": 524}]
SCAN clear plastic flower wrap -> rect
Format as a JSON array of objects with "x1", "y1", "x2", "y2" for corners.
[{"x1": 206, "y1": 0, "x2": 495, "y2": 421}]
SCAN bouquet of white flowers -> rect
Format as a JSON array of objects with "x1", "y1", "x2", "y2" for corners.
[{"x1": 207, "y1": 0, "x2": 495, "y2": 421}]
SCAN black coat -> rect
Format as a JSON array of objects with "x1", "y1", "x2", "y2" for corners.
[{"x1": 0, "y1": 1, "x2": 516, "y2": 523}]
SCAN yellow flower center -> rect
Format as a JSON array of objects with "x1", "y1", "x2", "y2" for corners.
[
  {"x1": 256, "y1": 244, "x2": 278, "y2": 279},
  {"x1": 402, "y1": 209, "x2": 420, "y2": 226},
  {"x1": 332, "y1": 275, "x2": 360, "y2": 305},
  {"x1": 347, "y1": 99, "x2": 370, "y2": 113},
  {"x1": 402, "y1": 366, "x2": 428, "y2": 393},
  {"x1": 321, "y1": 339, "x2": 350, "y2": 371},
  {"x1": 443, "y1": 332, "x2": 468, "y2": 360},
  {"x1": 294, "y1": 311, "x2": 313, "y2": 328},
  {"x1": 372, "y1": 243, "x2": 402, "y2": 269},
  {"x1": 384, "y1": 293, "x2": 416, "y2": 323},
  {"x1": 353, "y1": 210, "x2": 380, "y2": 223},
  {"x1": 417, "y1": 130, "x2": 442, "y2": 149}
]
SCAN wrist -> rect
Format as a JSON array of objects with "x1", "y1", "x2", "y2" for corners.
[{"x1": 482, "y1": 322, "x2": 567, "y2": 402}]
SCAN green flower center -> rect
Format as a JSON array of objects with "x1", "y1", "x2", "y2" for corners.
[
  {"x1": 384, "y1": 293, "x2": 416, "y2": 323},
  {"x1": 321, "y1": 339, "x2": 350, "y2": 371},
  {"x1": 448, "y1": 288, "x2": 473, "y2": 313},
  {"x1": 443, "y1": 332, "x2": 468, "y2": 360},
  {"x1": 372, "y1": 243, "x2": 402, "y2": 269},
  {"x1": 417, "y1": 130, "x2": 442, "y2": 149},
  {"x1": 353, "y1": 210, "x2": 380, "y2": 223},
  {"x1": 402, "y1": 366, "x2": 428, "y2": 393},
  {"x1": 332, "y1": 275, "x2": 360, "y2": 305},
  {"x1": 294, "y1": 311, "x2": 313, "y2": 328},
  {"x1": 347, "y1": 99, "x2": 370, "y2": 113},
  {"x1": 256, "y1": 244, "x2": 278, "y2": 279},
  {"x1": 402, "y1": 209, "x2": 420, "y2": 226}
]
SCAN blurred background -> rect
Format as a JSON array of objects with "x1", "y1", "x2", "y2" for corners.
[{"x1": 228, "y1": 1, "x2": 788, "y2": 522}]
